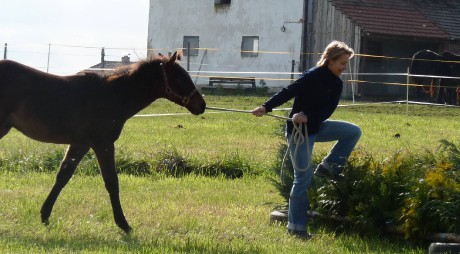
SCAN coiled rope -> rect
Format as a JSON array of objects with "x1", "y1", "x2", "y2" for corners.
[{"x1": 205, "y1": 106, "x2": 312, "y2": 184}]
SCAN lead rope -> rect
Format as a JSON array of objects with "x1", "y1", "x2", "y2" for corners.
[
  {"x1": 280, "y1": 122, "x2": 311, "y2": 185},
  {"x1": 205, "y1": 106, "x2": 312, "y2": 186},
  {"x1": 205, "y1": 106, "x2": 290, "y2": 121}
]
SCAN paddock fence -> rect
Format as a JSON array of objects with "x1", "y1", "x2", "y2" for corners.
[{"x1": 3, "y1": 42, "x2": 460, "y2": 110}]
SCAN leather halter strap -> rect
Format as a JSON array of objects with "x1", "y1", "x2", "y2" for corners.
[{"x1": 160, "y1": 62, "x2": 197, "y2": 106}]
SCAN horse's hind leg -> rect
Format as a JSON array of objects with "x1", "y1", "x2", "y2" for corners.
[
  {"x1": 437, "y1": 87, "x2": 446, "y2": 104},
  {"x1": 41, "y1": 144, "x2": 89, "y2": 225},
  {"x1": 0, "y1": 124, "x2": 11, "y2": 139},
  {"x1": 0, "y1": 113, "x2": 12, "y2": 139},
  {"x1": 93, "y1": 143, "x2": 132, "y2": 233}
]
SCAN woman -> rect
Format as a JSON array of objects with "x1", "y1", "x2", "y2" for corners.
[{"x1": 252, "y1": 41, "x2": 362, "y2": 238}]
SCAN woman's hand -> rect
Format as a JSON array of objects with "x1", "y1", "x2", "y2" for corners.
[
  {"x1": 252, "y1": 106, "x2": 266, "y2": 117},
  {"x1": 292, "y1": 112, "x2": 308, "y2": 124}
]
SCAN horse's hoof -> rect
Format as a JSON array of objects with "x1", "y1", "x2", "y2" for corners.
[
  {"x1": 42, "y1": 218, "x2": 50, "y2": 226},
  {"x1": 122, "y1": 226, "x2": 132, "y2": 234},
  {"x1": 117, "y1": 221, "x2": 132, "y2": 234}
]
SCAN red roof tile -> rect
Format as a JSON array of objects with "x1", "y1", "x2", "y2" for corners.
[
  {"x1": 412, "y1": 0, "x2": 460, "y2": 39},
  {"x1": 330, "y1": 0, "x2": 449, "y2": 39}
]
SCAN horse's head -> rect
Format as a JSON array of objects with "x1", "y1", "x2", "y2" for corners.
[
  {"x1": 160, "y1": 52, "x2": 206, "y2": 115},
  {"x1": 441, "y1": 52, "x2": 460, "y2": 77},
  {"x1": 409, "y1": 50, "x2": 443, "y2": 85}
]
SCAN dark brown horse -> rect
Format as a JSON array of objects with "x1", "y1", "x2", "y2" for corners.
[
  {"x1": 0, "y1": 52, "x2": 206, "y2": 233},
  {"x1": 409, "y1": 50, "x2": 460, "y2": 105},
  {"x1": 440, "y1": 51, "x2": 460, "y2": 105},
  {"x1": 408, "y1": 50, "x2": 444, "y2": 102}
]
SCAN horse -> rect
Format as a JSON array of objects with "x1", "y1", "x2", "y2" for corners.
[
  {"x1": 0, "y1": 52, "x2": 206, "y2": 233},
  {"x1": 440, "y1": 51, "x2": 460, "y2": 105},
  {"x1": 408, "y1": 50, "x2": 444, "y2": 102},
  {"x1": 409, "y1": 49, "x2": 460, "y2": 105}
]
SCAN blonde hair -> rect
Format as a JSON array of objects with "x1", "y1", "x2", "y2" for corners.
[{"x1": 316, "y1": 41, "x2": 354, "y2": 67}]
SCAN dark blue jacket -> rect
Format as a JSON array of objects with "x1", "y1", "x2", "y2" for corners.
[{"x1": 263, "y1": 66, "x2": 342, "y2": 135}]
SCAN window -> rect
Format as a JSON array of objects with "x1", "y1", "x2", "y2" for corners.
[
  {"x1": 215, "y1": 0, "x2": 231, "y2": 5},
  {"x1": 241, "y1": 36, "x2": 259, "y2": 57},
  {"x1": 183, "y1": 36, "x2": 199, "y2": 56}
]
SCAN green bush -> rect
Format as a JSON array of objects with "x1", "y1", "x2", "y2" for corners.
[
  {"x1": 401, "y1": 140, "x2": 460, "y2": 237},
  {"x1": 300, "y1": 139, "x2": 460, "y2": 237}
]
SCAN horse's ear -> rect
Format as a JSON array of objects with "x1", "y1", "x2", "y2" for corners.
[
  {"x1": 176, "y1": 51, "x2": 183, "y2": 61},
  {"x1": 168, "y1": 52, "x2": 178, "y2": 65}
]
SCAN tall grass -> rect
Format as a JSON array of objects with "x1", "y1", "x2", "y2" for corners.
[{"x1": 2, "y1": 97, "x2": 458, "y2": 172}]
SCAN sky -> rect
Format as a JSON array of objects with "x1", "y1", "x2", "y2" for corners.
[{"x1": 1, "y1": 0, "x2": 150, "y2": 75}]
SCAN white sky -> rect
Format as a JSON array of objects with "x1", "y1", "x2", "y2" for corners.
[{"x1": 1, "y1": 0, "x2": 150, "y2": 75}]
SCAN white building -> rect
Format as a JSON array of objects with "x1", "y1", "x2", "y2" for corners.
[
  {"x1": 147, "y1": 0, "x2": 363, "y2": 96},
  {"x1": 148, "y1": 0, "x2": 460, "y2": 100},
  {"x1": 147, "y1": 0, "x2": 310, "y2": 90}
]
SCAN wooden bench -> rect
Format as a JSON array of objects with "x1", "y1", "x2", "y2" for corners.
[{"x1": 208, "y1": 76, "x2": 256, "y2": 90}]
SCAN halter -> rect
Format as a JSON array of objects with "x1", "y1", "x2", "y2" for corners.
[{"x1": 160, "y1": 62, "x2": 197, "y2": 106}]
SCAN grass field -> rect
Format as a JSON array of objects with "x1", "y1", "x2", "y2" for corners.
[{"x1": 0, "y1": 95, "x2": 459, "y2": 253}]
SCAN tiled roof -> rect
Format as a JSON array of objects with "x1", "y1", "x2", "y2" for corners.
[
  {"x1": 330, "y1": 0, "x2": 460, "y2": 40},
  {"x1": 90, "y1": 61, "x2": 130, "y2": 69},
  {"x1": 412, "y1": 0, "x2": 460, "y2": 39},
  {"x1": 79, "y1": 55, "x2": 134, "y2": 75},
  {"x1": 78, "y1": 59, "x2": 133, "y2": 75}
]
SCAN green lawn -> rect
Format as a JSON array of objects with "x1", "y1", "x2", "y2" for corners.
[
  {"x1": 0, "y1": 173, "x2": 424, "y2": 253},
  {"x1": 0, "y1": 95, "x2": 458, "y2": 253}
]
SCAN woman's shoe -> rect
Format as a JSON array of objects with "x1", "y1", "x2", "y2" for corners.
[
  {"x1": 287, "y1": 229, "x2": 315, "y2": 240},
  {"x1": 314, "y1": 164, "x2": 344, "y2": 182}
]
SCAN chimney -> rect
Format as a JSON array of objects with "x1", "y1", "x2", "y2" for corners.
[{"x1": 101, "y1": 47, "x2": 105, "y2": 68}]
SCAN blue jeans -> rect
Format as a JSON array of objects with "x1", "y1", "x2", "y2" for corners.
[{"x1": 286, "y1": 120, "x2": 362, "y2": 232}]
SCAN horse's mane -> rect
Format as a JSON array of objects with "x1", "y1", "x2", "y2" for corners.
[
  {"x1": 411, "y1": 50, "x2": 445, "y2": 63},
  {"x1": 441, "y1": 51, "x2": 460, "y2": 59},
  {"x1": 107, "y1": 51, "x2": 183, "y2": 81}
]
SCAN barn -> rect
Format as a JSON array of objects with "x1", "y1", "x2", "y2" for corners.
[
  {"x1": 147, "y1": 0, "x2": 460, "y2": 99},
  {"x1": 329, "y1": 0, "x2": 460, "y2": 98}
]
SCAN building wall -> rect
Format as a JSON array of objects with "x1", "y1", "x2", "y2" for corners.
[
  {"x1": 308, "y1": 0, "x2": 362, "y2": 98},
  {"x1": 148, "y1": 0, "x2": 305, "y2": 88}
]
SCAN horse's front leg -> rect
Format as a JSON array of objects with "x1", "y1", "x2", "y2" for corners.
[
  {"x1": 437, "y1": 87, "x2": 445, "y2": 104},
  {"x1": 41, "y1": 144, "x2": 90, "y2": 225},
  {"x1": 92, "y1": 143, "x2": 132, "y2": 233}
]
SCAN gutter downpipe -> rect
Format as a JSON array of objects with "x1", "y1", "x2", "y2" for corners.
[{"x1": 301, "y1": 0, "x2": 314, "y2": 71}]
